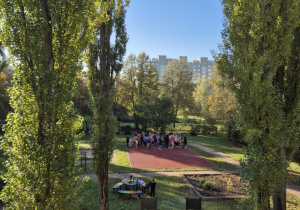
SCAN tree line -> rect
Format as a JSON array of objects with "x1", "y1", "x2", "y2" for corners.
[
  {"x1": 0, "y1": 0, "x2": 299, "y2": 210},
  {"x1": 113, "y1": 52, "x2": 238, "y2": 139},
  {"x1": 0, "y1": 1, "x2": 129, "y2": 209}
]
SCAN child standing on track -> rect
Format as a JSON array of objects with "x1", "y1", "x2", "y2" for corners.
[
  {"x1": 158, "y1": 136, "x2": 162, "y2": 150},
  {"x1": 147, "y1": 136, "x2": 151, "y2": 149},
  {"x1": 135, "y1": 137, "x2": 139, "y2": 149}
]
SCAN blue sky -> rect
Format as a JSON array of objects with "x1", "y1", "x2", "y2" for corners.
[{"x1": 124, "y1": 0, "x2": 224, "y2": 61}]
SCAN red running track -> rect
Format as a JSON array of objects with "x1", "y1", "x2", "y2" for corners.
[{"x1": 127, "y1": 146, "x2": 215, "y2": 170}]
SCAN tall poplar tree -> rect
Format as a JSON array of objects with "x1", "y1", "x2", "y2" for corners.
[
  {"x1": 86, "y1": 1, "x2": 129, "y2": 209},
  {"x1": 117, "y1": 52, "x2": 158, "y2": 129},
  {"x1": 218, "y1": 0, "x2": 300, "y2": 209},
  {"x1": 0, "y1": 0, "x2": 95, "y2": 208}
]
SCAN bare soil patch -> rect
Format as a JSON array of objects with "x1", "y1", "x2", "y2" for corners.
[{"x1": 186, "y1": 173, "x2": 246, "y2": 197}]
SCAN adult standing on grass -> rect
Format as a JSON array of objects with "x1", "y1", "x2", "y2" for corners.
[
  {"x1": 183, "y1": 135, "x2": 188, "y2": 149},
  {"x1": 148, "y1": 179, "x2": 156, "y2": 197},
  {"x1": 164, "y1": 134, "x2": 169, "y2": 148}
]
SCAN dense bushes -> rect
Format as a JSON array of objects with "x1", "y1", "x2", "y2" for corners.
[{"x1": 119, "y1": 125, "x2": 133, "y2": 135}]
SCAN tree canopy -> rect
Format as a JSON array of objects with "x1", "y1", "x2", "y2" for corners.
[
  {"x1": 218, "y1": 0, "x2": 300, "y2": 209},
  {"x1": 0, "y1": 0, "x2": 95, "y2": 208}
]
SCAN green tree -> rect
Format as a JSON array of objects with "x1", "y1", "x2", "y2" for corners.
[
  {"x1": 0, "y1": 43, "x2": 8, "y2": 74},
  {"x1": 86, "y1": 1, "x2": 129, "y2": 209},
  {"x1": 0, "y1": 0, "x2": 95, "y2": 208},
  {"x1": 113, "y1": 75, "x2": 130, "y2": 120},
  {"x1": 207, "y1": 65, "x2": 238, "y2": 144},
  {"x1": 119, "y1": 54, "x2": 138, "y2": 125},
  {"x1": 161, "y1": 59, "x2": 194, "y2": 128},
  {"x1": 74, "y1": 76, "x2": 92, "y2": 134},
  {"x1": 218, "y1": 0, "x2": 300, "y2": 209},
  {"x1": 117, "y1": 52, "x2": 158, "y2": 128},
  {"x1": 194, "y1": 76, "x2": 212, "y2": 117},
  {"x1": 136, "y1": 52, "x2": 159, "y2": 102},
  {"x1": 150, "y1": 96, "x2": 174, "y2": 133},
  {"x1": 0, "y1": 72, "x2": 11, "y2": 124},
  {"x1": 120, "y1": 54, "x2": 137, "y2": 112},
  {"x1": 133, "y1": 96, "x2": 173, "y2": 133},
  {"x1": 133, "y1": 100, "x2": 151, "y2": 130}
]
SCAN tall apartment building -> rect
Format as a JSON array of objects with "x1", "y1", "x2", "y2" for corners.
[{"x1": 151, "y1": 55, "x2": 214, "y2": 82}]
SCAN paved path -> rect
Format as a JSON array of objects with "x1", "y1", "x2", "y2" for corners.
[
  {"x1": 80, "y1": 142, "x2": 300, "y2": 198},
  {"x1": 189, "y1": 143, "x2": 241, "y2": 169},
  {"x1": 79, "y1": 170, "x2": 239, "y2": 179},
  {"x1": 287, "y1": 183, "x2": 300, "y2": 198}
]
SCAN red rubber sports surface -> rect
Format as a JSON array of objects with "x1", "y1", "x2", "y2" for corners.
[{"x1": 127, "y1": 146, "x2": 215, "y2": 169}]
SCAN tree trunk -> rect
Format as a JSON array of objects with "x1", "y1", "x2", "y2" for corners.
[
  {"x1": 134, "y1": 113, "x2": 139, "y2": 130},
  {"x1": 258, "y1": 188, "x2": 270, "y2": 210},
  {"x1": 272, "y1": 183, "x2": 286, "y2": 210},
  {"x1": 272, "y1": 147, "x2": 287, "y2": 210},
  {"x1": 98, "y1": 162, "x2": 109, "y2": 210},
  {"x1": 173, "y1": 104, "x2": 178, "y2": 129}
]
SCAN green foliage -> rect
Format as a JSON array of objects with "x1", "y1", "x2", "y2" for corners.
[
  {"x1": 161, "y1": 59, "x2": 195, "y2": 128},
  {"x1": 0, "y1": 72, "x2": 11, "y2": 123},
  {"x1": 184, "y1": 119, "x2": 201, "y2": 136},
  {"x1": 86, "y1": 1, "x2": 130, "y2": 209},
  {"x1": 227, "y1": 178, "x2": 233, "y2": 191},
  {"x1": 293, "y1": 149, "x2": 300, "y2": 164},
  {"x1": 116, "y1": 52, "x2": 159, "y2": 129},
  {"x1": 134, "y1": 96, "x2": 173, "y2": 133},
  {"x1": 0, "y1": 0, "x2": 95, "y2": 208},
  {"x1": 198, "y1": 179, "x2": 206, "y2": 185},
  {"x1": 194, "y1": 77, "x2": 211, "y2": 116},
  {"x1": 207, "y1": 65, "x2": 239, "y2": 143},
  {"x1": 218, "y1": 0, "x2": 300, "y2": 208},
  {"x1": 202, "y1": 181, "x2": 214, "y2": 190}
]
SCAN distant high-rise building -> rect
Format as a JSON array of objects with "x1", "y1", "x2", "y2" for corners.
[{"x1": 151, "y1": 55, "x2": 214, "y2": 82}]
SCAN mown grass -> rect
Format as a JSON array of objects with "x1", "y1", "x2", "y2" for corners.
[
  {"x1": 79, "y1": 135, "x2": 92, "y2": 149},
  {"x1": 78, "y1": 176, "x2": 245, "y2": 210},
  {"x1": 187, "y1": 134, "x2": 244, "y2": 162},
  {"x1": 78, "y1": 177, "x2": 300, "y2": 210}
]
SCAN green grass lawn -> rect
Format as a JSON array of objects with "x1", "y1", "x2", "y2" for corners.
[
  {"x1": 78, "y1": 176, "x2": 245, "y2": 210},
  {"x1": 187, "y1": 134, "x2": 244, "y2": 161},
  {"x1": 79, "y1": 135, "x2": 92, "y2": 149},
  {"x1": 77, "y1": 177, "x2": 300, "y2": 210}
]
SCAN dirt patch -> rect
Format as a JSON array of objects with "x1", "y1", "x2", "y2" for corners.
[{"x1": 186, "y1": 174, "x2": 247, "y2": 197}]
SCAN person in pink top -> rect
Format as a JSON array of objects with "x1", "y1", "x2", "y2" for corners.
[{"x1": 170, "y1": 135, "x2": 175, "y2": 148}]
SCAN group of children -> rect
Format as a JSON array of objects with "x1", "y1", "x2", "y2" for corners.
[{"x1": 126, "y1": 132, "x2": 188, "y2": 150}]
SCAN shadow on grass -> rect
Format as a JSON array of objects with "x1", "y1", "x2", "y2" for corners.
[{"x1": 78, "y1": 176, "x2": 241, "y2": 210}]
